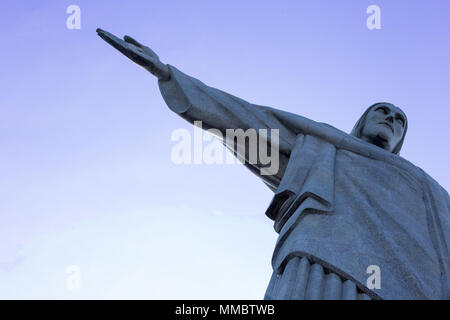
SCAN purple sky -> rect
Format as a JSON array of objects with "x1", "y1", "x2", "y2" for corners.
[{"x1": 1, "y1": 0, "x2": 449, "y2": 298}]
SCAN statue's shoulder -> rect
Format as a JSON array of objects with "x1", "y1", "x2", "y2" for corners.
[{"x1": 416, "y1": 166, "x2": 449, "y2": 198}]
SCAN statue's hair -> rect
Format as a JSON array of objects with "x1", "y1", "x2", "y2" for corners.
[{"x1": 350, "y1": 102, "x2": 408, "y2": 155}]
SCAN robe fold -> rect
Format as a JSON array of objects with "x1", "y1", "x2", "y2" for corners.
[{"x1": 158, "y1": 65, "x2": 450, "y2": 299}]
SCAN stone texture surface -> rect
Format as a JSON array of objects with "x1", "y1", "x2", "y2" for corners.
[{"x1": 97, "y1": 29, "x2": 450, "y2": 300}]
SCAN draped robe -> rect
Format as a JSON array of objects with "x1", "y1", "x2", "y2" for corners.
[{"x1": 158, "y1": 65, "x2": 450, "y2": 300}]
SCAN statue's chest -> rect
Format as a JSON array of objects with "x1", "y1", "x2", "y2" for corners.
[{"x1": 334, "y1": 149, "x2": 427, "y2": 235}]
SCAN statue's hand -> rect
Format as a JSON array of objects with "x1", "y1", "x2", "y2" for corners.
[{"x1": 96, "y1": 28, "x2": 170, "y2": 81}]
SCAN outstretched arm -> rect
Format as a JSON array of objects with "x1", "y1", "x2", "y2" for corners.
[{"x1": 97, "y1": 29, "x2": 312, "y2": 189}]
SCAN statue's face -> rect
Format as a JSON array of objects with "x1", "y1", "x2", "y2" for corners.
[{"x1": 361, "y1": 103, "x2": 406, "y2": 153}]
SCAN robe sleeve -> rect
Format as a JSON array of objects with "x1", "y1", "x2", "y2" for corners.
[{"x1": 158, "y1": 64, "x2": 309, "y2": 190}]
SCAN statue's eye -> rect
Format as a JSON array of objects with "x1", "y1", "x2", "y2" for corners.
[
  {"x1": 375, "y1": 107, "x2": 388, "y2": 114},
  {"x1": 396, "y1": 117, "x2": 405, "y2": 127}
]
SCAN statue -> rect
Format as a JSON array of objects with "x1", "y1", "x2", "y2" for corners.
[{"x1": 96, "y1": 28, "x2": 450, "y2": 300}]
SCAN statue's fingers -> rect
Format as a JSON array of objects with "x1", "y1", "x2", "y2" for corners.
[
  {"x1": 127, "y1": 47, "x2": 158, "y2": 67},
  {"x1": 142, "y1": 46, "x2": 160, "y2": 60},
  {"x1": 124, "y1": 35, "x2": 159, "y2": 59},
  {"x1": 96, "y1": 28, "x2": 123, "y2": 43},
  {"x1": 124, "y1": 35, "x2": 143, "y2": 47},
  {"x1": 97, "y1": 28, "x2": 129, "y2": 55}
]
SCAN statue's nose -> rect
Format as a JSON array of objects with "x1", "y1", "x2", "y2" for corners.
[{"x1": 386, "y1": 116, "x2": 394, "y2": 123}]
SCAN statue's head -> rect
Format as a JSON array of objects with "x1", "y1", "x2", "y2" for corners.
[{"x1": 351, "y1": 102, "x2": 407, "y2": 154}]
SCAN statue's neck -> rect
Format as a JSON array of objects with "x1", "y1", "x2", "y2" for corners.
[{"x1": 361, "y1": 134, "x2": 391, "y2": 152}]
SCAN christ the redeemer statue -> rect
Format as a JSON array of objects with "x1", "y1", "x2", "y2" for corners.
[{"x1": 96, "y1": 29, "x2": 450, "y2": 300}]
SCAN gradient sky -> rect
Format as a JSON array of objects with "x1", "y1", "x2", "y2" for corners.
[{"x1": 0, "y1": 0, "x2": 449, "y2": 299}]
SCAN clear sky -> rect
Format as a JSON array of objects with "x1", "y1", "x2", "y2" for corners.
[{"x1": 0, "y1": 0, "x2": 449, "y2": 299}]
